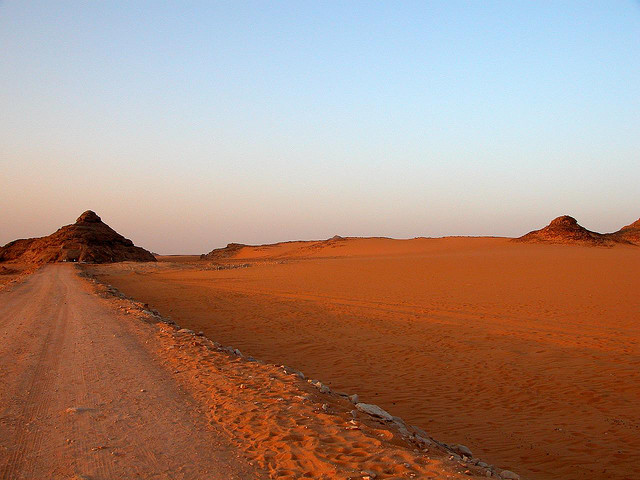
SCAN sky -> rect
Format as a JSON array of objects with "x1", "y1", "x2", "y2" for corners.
[{"x1": 1, "y1": 1, "x2": 639, "y2": 254}]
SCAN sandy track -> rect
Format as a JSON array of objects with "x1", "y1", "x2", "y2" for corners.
[{"x1": 0, "y1": 265, "x2": 259, "y2": 480}]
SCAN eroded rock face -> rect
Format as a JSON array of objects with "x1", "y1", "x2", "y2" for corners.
[{"x1": 0, "y1": 210, "x2": 156, "y2": 264}]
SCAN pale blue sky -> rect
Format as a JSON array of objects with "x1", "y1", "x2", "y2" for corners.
[{"x1": 1, "y1": 1, "x2": 639, "y2": 253}]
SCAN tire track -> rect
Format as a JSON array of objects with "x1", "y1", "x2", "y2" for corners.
[
  {"x1": 0, "y1": 269, "x2": 69, "y2": 480},
  {"x1": 0, "y1": 264, "x2": 261, "y2": 479}
]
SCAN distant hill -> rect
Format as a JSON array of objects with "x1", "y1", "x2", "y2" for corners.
[
  {"x1": 200, "y1": 235, "x2": 349, "y2": 261},
  {"x1": 515, "y1": 215, "x2": 638, "y2": 246},
  {"x1": 0, "y1": 210, "x2": 156, "y2": 264},
  {"x1": 200, "y1": 235, "x2": 511, "y2": 261},
  {"x1": 201, "y1": 242, "x2": 247, "y2": 260},
  {"x1": 607, "y1": 218, "x2": 640, "y2": 245}
]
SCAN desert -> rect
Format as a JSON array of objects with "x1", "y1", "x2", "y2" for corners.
[
  {"x1": 1, "y1": 211, "x2": 521, "y2": 480},
  {"x1": 79, "y1": 218, "x2": 640, "y2": 480},
  {"x1": 2, "y1": 213, "x2": 640, "y2": 479},
  {"x1": 3, "y1": 3, "x2": 639, "y2": 479}
]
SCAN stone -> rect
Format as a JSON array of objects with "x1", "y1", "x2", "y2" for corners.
[
  {"x1": 349, "y1": 393, "x2": 359, "y2": 404},
  {"x1": 392, "y1": 417, "x2": 410, "y2": 436},
  {"x1": 355, "y1": 403, "x2": 394, "y2": 421},
  {"x1": 310, "y1": 380, "x2": 330, "y2": 393},
  {"x1": 499, "y1": 471, "x2": 519, "y2": 480},
  {"x1": 283, "y1": 366, "x2": 304, "y2": 378},
  {"x1": 392, "y1": 416, "x2": 406, "y2": 425},
  {"x1": 452, "y1": 444, "x2": 473, "y2": 458},
  {"x1": 412, "y1": 425, "x2": 429, "y2": 437},
  {"x1": 414, "y1": 434, "x2": 433, "y2": 446}
]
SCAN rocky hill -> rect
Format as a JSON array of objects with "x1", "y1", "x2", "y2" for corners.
[
  {"x1": 516, "y1": 215, "x2": 637, "y2": 246},
  {"x1": 0, "y1": 211, "x2": 156, "y2": 264},
  {"x1": 607, "y1": 218, "x2": 640, "y2": 245}
]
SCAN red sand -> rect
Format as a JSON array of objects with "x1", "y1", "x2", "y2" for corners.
[{"x1": 89, "y1": 237, "x2": 640, "y2": 480}]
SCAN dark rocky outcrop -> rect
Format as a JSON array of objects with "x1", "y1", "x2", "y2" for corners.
[
  {"x1": 0, "y1": 211, "x2": 156, "y2": 264},
  {"x1": 515, "y1": 215, "x2": 636, "y2": 246}
]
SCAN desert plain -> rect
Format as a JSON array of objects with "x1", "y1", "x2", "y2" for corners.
[
  {"x1": 85, "y1": 236, "x2": 640, "y2": 480},
  {"x1": 1, "y1": 212, "x2": 514, "y2": 480},
  {"x1": 2, "y1": 212, "x2": 639, "y2": 480}
]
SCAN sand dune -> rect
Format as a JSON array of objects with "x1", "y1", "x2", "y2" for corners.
[
  {"x1": 89, "y1": 236, "x2": 640, "y2": 480},
  {"x1": 202, "y1": 235, "x2": 507, "y2": 260}
]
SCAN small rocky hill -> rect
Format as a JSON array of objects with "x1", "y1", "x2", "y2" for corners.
[
  {"x1": 0, "y1": 211, "x2": 156, "y2": 264},
  {"x1": 607, "y1": 218, "x2": 640, "y2": 245},
  {"x1": 515, "y1": 215, "x2": 635, "y2": 246}
]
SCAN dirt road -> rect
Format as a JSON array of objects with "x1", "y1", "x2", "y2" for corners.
[{"x1": 0, "y1": 265, "x2": 260, "y2": 480}]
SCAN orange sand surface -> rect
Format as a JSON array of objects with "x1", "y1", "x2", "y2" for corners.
[
  {"x1": 0, "y1": 262, "x2": 33, "y2": 289},
  {"x1": 89, "y1": 237, "x2": 640, "y2": 480}
]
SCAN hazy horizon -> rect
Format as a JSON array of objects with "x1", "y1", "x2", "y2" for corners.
[{"x1": 2, "y1": 2, "x2": 639, "y2": 254}]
